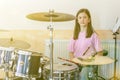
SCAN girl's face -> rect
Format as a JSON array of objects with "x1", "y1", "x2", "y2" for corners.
[{"x1": 77, "y1": 12, "x2": 90, "y2": 27}]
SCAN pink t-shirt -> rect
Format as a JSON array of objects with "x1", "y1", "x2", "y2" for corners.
[{"x1": 68, "y1": 32, "x2": 103, "y2": 58}]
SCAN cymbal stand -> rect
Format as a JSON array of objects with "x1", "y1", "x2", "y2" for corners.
[
  {"x1": 2, "y1": 50, "x2": 11, "y2": 80},
  {"x1": 27, "y1": 76, "x2": 33, "y2": 80},
  {"x1": 47, "y1": 9, "x2": 54, "y2": 80},
  {"x1": 110, "y1": 32, "x2": 119, "y2": 80},
  {"x1": 88, "y1": 66, "x2": 105, "y2": 80}
]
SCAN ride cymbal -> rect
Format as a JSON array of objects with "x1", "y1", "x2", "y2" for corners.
[{"x1": 26, "y1": 11, "x2": 75, "y2": 22}]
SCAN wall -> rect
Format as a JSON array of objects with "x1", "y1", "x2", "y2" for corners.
[
  {"x1": 0, "y1": 0, "x2": 120, "y2": 30},
  {"x1": 0, "y1": 30, "x2": 119, "y2": 54}
]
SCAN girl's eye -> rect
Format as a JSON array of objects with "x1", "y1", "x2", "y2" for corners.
[{"x1": 78, "y1": 17, "x2": 82, "y2": 19}]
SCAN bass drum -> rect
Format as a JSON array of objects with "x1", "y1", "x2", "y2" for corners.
[{"x1": 43, "y1": 62, "x2": 79, "y2": 80}]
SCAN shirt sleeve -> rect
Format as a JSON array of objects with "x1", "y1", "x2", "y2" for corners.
[
  {"x1": 92, "y1": 33, "x2": 103, "y2": 52},
  {"x1": 67, "y1": 38, "x2": 76, "y2": 52}
]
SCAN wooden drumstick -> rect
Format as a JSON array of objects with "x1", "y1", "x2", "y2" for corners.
[
  {"x1": 57, "y1": 57, "x2": 82, "y2": 71},
  {"x1": 57, "y1": 57, "x2": 80, "y2": 65},
  {"x1": 82, "y1": 47, "x2": 90, "y2": 56}
]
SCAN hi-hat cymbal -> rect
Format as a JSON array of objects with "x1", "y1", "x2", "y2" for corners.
[
  {"x1": 72, "y1": 55, "x2": 114, "y2": 65},
  {"x1": 0, "y1": 38, "x2": 30, "y2": 49},
  {"x1": 26, "y1": 11, "x2": 75, "y2": 22}
]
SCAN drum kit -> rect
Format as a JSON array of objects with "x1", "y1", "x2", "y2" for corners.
[
  {"x1": 0, "y1": 38, "x2": 48, "y2": 79},
  {"x1": 0, "y1": 10, "x2": 115, "y2": 80}
]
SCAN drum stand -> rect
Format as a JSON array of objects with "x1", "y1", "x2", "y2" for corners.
[
  {"x1": 47, "y1": 9, "x2": 54, "y2": 80},
  {"x1": 47, "y1": 24, "x2": 54, "y2": 80},
  {"x1": 3, "y1": 63, "x2": 16, "y2": 80},
  {"x1": 88, "y1": 66, "x2": 105, "y2": 80},
  {"x1": 110, "y1": 32, "x2": 120, "y2": 80},
  {"x1": 3, "y1": 63, "x2": 10, "y2": 80},
  {"x1": 27, "y1": 76, "x2": 34, "y2": 80}
]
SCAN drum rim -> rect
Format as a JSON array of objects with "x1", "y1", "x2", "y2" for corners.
[{"x1": 44, "y1": 63, "x2": 78, "y2": 72}]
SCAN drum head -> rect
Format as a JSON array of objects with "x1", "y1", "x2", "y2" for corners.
[{"x1": 45, "y1": 63, "x2": 78, "y2": 71}]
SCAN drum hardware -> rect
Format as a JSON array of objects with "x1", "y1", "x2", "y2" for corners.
[
  {"x1": 36, "y1": 61, "x2": 45, "y2": 80},
  {"x1": 47, "y1": 23, "x2": 54, "y2": 80},
  {"x1": 26, "y1": 10, "x2": 75, "y2": 80},
  {"x1": 110, "y1": 33, "x2": 120, "y2": 80},
  {"x1": 0, "y1": 38, "x2": 30, "y2": 49},
  {"x1": 110, "y1": 17, "x2": 120, "y2": 80},
  {"x1": 1, "y1": 60, "x2": 15, "y2": 80},
  {"x1": 35, "y1": 56, "x2": 50, "y2": 80},
  {"x1": 87, "y1": 50, "x2": 108, "y2": 80},
  {"x1": 87, "y1": 66, "x2": 105, "y2": 80},
  {"x1": 3, "y1": 63, "x2": 9, "y2": 80}
]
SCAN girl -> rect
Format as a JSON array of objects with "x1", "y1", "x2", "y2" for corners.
[{"x1": 68, "y1": 8, "x2": 103, "y2": 80}]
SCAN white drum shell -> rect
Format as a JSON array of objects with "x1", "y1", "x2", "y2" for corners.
[{"x1": 43, "y1": 63, "x2": 79, "y2": 80}]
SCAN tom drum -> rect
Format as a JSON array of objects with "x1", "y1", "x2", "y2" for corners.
[
  {"x1": 15, "y1": 50, "x2": 42, "y2": 78},
  {"x1": 0, "y1": 47, "x2": 15, "y2": 68}
]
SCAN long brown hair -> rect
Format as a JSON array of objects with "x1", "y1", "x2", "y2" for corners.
[{"x1": 73, "y1": 8, "x2": 94, "y2": 40}]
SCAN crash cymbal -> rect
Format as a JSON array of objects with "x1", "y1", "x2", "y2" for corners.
[
  {"x1": 0, "y1": 29, "x2": 9, "y2": 32},
  {"x1": 26, "y1": 11, "x2": 75, "y2": 22},
  {"x1": 0, "y1": 38, "x2": 30, "y2": 49}
]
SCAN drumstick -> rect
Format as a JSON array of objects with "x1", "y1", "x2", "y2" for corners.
[
  {"x1": 57, "y1": 57, "x2": 80, "y2": 65},
  {"x1": 57, "y1": 57, "x2": 82, "y2": 72},
  {"x1": 82, "y1": 47, "x2": 90, "y2": 56}
]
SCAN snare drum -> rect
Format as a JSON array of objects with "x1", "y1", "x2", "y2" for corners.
[
  {"x1": 15, "y1": 50, "x2": 42, "y2": 78},
  {"x1": 43, "y1": 63, "x2": 79, "y2": 80},
  {"x1": 0, "y1": 47, "x2": 15, "y2": 68}
]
